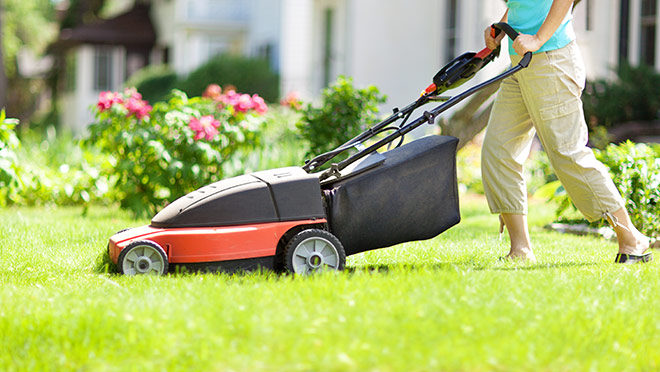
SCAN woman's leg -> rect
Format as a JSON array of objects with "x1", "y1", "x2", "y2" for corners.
[
  {"x1": 607, "y1": 207, "x2": 650, "y2": 256},
  {"x1": 520, "y1": 42, "x2": 650, "y2": 262},
  {"x1": 501, "y1": 213, "x2": 536, "y2": 261},
  {"x1": 482, "y1": 74, "x2": 537, "y2": 260}
]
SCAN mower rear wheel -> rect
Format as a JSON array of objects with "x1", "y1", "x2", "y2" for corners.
[
  {"x1": 118, "y1": 240, "x2": 169, "y2": 276},
  {"x1": 283, "y1": 229, "x2": 346, "y2": 275}
]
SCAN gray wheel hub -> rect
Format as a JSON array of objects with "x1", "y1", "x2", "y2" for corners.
[
  {"x1": 122, "y1": 244, "x2": 165, "y2": 275},
  {"x1": 292, "y1": 236, "x2": 340, "y2": 274},
  {"x1": 135, "y1": 256, "x2": 153, "y2": 273}
]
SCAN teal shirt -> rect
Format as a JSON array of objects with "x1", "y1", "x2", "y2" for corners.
[{"x1": 506, "y1": 0, "x2": 575, "y2": 54}]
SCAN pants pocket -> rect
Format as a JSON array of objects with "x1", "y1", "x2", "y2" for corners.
[{"x1": 538, "y1": 99, "x2": 588, "y2": 151}]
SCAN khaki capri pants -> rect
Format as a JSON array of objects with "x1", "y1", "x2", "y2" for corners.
[{"x1": 481, "y1": 41, "x2": 624, "y2": 222}]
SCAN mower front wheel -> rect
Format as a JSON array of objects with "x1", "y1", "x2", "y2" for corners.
[
  {"x1": 283, "y1": 229, "x2": 346, "y2": 275},
  {"x1": 118, "y1": 240, "x2": 169, "y2": 276}
]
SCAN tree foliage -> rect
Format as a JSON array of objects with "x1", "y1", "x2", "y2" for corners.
[
  {"x1": 1, "y1": 0, "x2": 58, "y2": 123},
  {"x1": 1, "y1": 0, "x2": 56, "y2": 79}
]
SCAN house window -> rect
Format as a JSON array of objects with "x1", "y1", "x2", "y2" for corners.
[
  {"x1": 94, "y1": 46, "x2": 114, "y2": 91},
  {"x1": 640, "y1": 0, "x2": 657, "y2": 66},
  {"x1": 446, "y1": 0, "x2": 459, "y2": 62},
  {"x1": 619, "y1": 0, "x2": 630, "y2": 64}
]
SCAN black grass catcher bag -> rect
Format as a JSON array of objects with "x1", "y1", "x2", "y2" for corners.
[{"x1": 322, "y1": 135, "x2": 460, "y2": 255}]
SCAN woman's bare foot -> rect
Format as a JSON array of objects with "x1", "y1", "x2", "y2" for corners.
[
  {"x1": 505, "y1": 247, "x2": 537, "y2": 263},
  {"x1": 617, "y1": 232, "x2": 650, "y2": 256},
  {"x1": 499, "y1": 214, "x2": 536, "y2": 263}
]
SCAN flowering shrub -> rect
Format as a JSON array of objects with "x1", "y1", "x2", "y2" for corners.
[
  {"x1": 86, "y1": 87, "x2": 266, "y2": 217},
  {"x1": 188, "y1": 115, "x2": 221, "y2": 141},
  {"x1": 204, "y1": 84, "x2": 268, "y2": 114}
]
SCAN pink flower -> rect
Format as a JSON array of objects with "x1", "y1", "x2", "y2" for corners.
[
  {"x1": 97, "y1": 91, "x2": 123, "y2": 111},
  {"x1": 203, "y1": 84, "x2": 222, "y2": 100},
  {"x1": 235, "y1": 94, "x2": 255, "y2": 113},
  {"x1": 189, "y1": 115, "x2": 221, "y2": 141},
  {"x1": 251, "y1": 94, "x2": 268, "y2": 114},
  {"x1": 125, "y1": 96, "x2": 152, "y2": 120},
  {"x1": 219, "y1": 90, "x2": 241, "y2": 107},
  {"x1": 124, "y1": 87, "x2": 142, "y2": 100},
  {"x1": 216, "y1": 90, "x2": 267, "y2": 114},
  {"x1": 281, "y1": 91, "x2": 302, "y2": 110}
]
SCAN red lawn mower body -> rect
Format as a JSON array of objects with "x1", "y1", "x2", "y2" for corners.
[{"x1": 109, "y1": 167, "x2": 333, "y2": 274}]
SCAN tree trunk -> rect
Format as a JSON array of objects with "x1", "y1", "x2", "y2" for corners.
[
  {"x1": 437, "y1": 79, "x2": 502, "y2": 150},
  {"x1": 0, "y1": 0, "x2": 7, "y2": 112}
]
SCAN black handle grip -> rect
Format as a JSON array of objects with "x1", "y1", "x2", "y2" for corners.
[
  {"x1": 491, "y1": 22, "x2": 520, "y2": 41},
  {"x1": 491, "y1": 22, "x2": 533, "y2": 64}
]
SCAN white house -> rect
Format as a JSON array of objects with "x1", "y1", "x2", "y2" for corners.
[{"x1": 54, "y1": 0, "x2": 660, "y2": 132}]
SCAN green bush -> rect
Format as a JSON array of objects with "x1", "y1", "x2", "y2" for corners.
[
  {"x1": 177, "y1": 54, "x2": 280, "y2": 103},
  {"x1": 296, "y1": 76, "x2": 386, "y2": 163},
  {"x1": 455, "y1": 142, "x2": 483, "y2": 194},
  {"x1": 597, "y1": 141, "x2": 660, "y2": 237},
  {"x1": 0, "y1": 115, "x2": 107, "y2": 209},
  {"x1": 583, "y1": 63, "x2": 660, "y2": 129},
  {"x1": 85, "y1": 88, "x2": 266, "y2": 217},
  {"x1": 125, "y1": 64, "x2": 178, "y2": 104},
  {"x1": 0, "y1": 110, "x2": 22, "y2": 205},
  {"x1": 16, "y1": 128, "x2": 110, "y2": 210},
  {"x1": 535, "y1": 141, "x2": 660, "y2": 238}
]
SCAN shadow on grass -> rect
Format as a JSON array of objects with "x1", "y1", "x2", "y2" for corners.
[
  {"x1": 347, "y1": 260, "x2": 600, "y2": 274},
  {"x1": 94, "y1": 245, "x2": 600, "y2": 278}
]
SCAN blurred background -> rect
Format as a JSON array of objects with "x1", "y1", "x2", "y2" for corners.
[{"x1": 0, "y1": 0, "x2": 657, "y2": 137}]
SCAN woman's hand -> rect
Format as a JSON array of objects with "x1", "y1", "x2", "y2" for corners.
[
  {"x1": 512, "y1": 34, "x2": 543, "y2": 55},
  {"x1": 484, "y1": 25, "x2": 505, "y2": 51}
]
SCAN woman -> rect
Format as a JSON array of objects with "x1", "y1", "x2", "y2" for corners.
[{"x1": 482, "y1": 0, "x2": 651, "y2": 263}]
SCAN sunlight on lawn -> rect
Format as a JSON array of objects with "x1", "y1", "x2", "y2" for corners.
[{"x1": 0, "y1": 196, "x2": 658, "y2": 372}]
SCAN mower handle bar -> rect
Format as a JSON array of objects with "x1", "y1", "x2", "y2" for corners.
[{"x1": 304, "y1": 22, "x2": 532, "y2": 178}]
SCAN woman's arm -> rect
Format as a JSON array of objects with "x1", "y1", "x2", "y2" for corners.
[{"x1": 513, "y1": 0, "x2": 574, "y2": 55}]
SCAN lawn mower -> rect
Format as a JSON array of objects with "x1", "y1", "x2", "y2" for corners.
[{"x1": 108, "y1": 23, "x2": 532, "y2": 275}]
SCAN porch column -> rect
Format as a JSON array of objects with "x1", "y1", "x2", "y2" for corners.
[{"x1": 280, "y1": 0, "x2": 315, "y2": 100}]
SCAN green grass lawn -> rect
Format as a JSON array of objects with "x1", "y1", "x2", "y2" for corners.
[{"x1": 1, "y1": 195, "x2": 658, "y2": 371}]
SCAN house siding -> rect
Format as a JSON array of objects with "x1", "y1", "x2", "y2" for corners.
[{"x1": 59, "y1": 0, "x2": 660, "y2": 131}]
